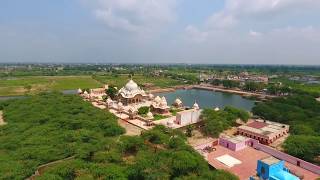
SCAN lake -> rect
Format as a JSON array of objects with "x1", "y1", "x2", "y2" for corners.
[{"x1": 156, "y1": 89, "x2": 255, "y2": 111}]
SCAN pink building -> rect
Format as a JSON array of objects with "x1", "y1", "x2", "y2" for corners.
[
  {"x1": 219, "y1": 135, "x2": 251, "y2": 151},
  {"x1": 237, "y1": 119, "x2": 289, "y2": 145}
]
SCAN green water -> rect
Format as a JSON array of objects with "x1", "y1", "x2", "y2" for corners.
[{"x1": 157, "y1": 89, "x2": 255, "y2": 111}]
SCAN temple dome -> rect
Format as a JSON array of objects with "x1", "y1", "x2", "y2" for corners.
[
  {"x1": 154, "y1": 96, "x2": 161, "y2": 103},
  {"x1": 174, "y1": 98, "x2": 182, "y2": 105},
  {"x1": 77, "y1": 88, "x2": 82, "y2": 94},
  {"x1": 147, "y1": 112, "x2": 154, "y2": 119},
  {"x1": 125, "y1": 80, "x2": 139, "y2": 91},
  {"x1": 193, "y1": 102, "x2": 199, "y2": 110}
]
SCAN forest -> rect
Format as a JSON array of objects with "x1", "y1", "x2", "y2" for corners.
[
  {"x1": 252, "y1": 94, "x2": 320, "y2": 165},
  {"x1": 0, "y1": 93, "x2": 237, "y2": 179}
]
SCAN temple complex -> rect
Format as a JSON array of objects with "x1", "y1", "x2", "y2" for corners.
[{"x1": 80, "y1": 78, "x2": 202, "y2": 130}]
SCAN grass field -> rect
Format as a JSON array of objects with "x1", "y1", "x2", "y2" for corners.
[
  {"x1": 94, "y1": 74, "x2": 187, "y2": 88},
  {"x1": 0, "y1": 76, "x2": 101, "y2": 96}
]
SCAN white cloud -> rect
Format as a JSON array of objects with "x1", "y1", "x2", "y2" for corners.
[
  {"x1": 85, "y1": 0, "x2": 177, "y2": 33},
  {"x1": 197, "y1": 0, "x2": 320, "y2": 31},
  {"x1": 249, "y1": 30, "x2": 262, "y2": 37},
  {"x1": 185, "y1": 25, "x2": 208, "y2": 43}
]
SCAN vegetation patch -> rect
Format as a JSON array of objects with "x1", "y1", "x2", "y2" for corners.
[
  {"x1": 201, "y1": 106, "x2": 250, "y2": 137},
  {"x1": 252, "y1": 94, "x2": 320, "y2": 164},
  {"x1": 0, "y1": 93, "x2": 124, "y2": 179}
]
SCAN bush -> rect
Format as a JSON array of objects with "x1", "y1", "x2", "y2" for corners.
[{"x1": 138, "y1": 106, "x2": 149, "y2": 115}]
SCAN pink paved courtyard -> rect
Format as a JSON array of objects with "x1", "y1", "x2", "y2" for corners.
[{"x1": 207, "y1": 145, "x2": 319, "y2": 180}]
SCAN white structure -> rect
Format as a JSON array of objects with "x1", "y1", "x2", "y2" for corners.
[
  {"x1": 118, "y1": 79, "x2": 148, "y2": 105},
  {"x1": 151, "y1": 96, "x2": 170, "y2": 114},
  {"x1": 173, "y1": 98, "x2": 183, "y2": 108},
  {"x1": 175, "y1": 109, "x2": 202, "y2": 126},
  {"x1": 77, "y1": 88, "x2": 83, "y2": 94},
  {"x1": 193, "y1": 101, "x2": 200, "y2": 110}
]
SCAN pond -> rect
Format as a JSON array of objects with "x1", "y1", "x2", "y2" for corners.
[{"x1": 156, "y1": 89, "x2": 255, "y2": 111}]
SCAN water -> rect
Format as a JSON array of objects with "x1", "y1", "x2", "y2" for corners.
[{"x1": 156, "y1": 89, "x2": 255, "y2": 111}]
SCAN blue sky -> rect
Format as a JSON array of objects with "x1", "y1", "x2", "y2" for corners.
[{"x1": 0, "y1": 0, "x2": 320, "y2": 64}]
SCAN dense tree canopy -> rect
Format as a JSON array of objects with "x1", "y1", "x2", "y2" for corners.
[
  {"x1": 0, "y1": 93, "x2": 124, "y2": 179},
  {"x1": 201, "y1": 107, "x2": 250, "y2": 137},
  {"x1": 36, "y1": 126, "x2": 238, "y2": 179},
  {"x1": 0, "y1": 93, "x2": 238, "y2": 179},
  {"x1": 252, "y1": 94, "x2": 320, "y2": 164}
]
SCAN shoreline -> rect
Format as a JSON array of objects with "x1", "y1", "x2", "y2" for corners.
[{"x1": 148, "y1": 84, "x2": 277, "y2": 99}]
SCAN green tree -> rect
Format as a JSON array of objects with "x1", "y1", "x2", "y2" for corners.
[
  {"x1": 106, "y1": 86, "x2": 118, "y2": 99},
  {"x1": 138, "y1": 106, "x2": 149, "y2": 115}
]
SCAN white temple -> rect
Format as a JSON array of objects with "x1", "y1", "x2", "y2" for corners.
[{"x1": 118, "y1": 79, "x2": 148, "y2": 105}]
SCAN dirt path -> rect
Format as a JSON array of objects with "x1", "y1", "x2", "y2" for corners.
[
  {"x1": 27, "y1": 156, "x2": 75, "y2": 180},
  {"x1": 118, "y1": 119, "x2": 142, "y2": 136},
  {"x1": 0, "y1": 111, "x2": 6, "y2": 126}
]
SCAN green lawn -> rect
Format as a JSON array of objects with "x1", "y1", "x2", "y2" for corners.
[
  {"x1": 94, "y1": 74, "x2": 186, "y2": 89},
  {"x1": 0, "y1": 76, "x2": 101, "y2": 96}
]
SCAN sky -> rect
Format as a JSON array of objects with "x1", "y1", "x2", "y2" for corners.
[{"x1": 0, "y1": 0, "x2": 320, "y2": 65}]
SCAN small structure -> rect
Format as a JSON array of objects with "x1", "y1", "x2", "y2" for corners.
[
  {"x1": 173, "y1": 98, "x2": 183, "y2": 108},
  {"x1": 146, "y1": 112, "x2": 154, "y2": 120},
  {"x1": 192, "y1": 101, "x2": 200, "y2": 110},
  {"x1": 250, "y1": 157, "x2": 299, "y2": 180},
  {"x1": 77, "y1": 88, "x2": 83, "y2": 94},
  {"x1": 150, "y1": 96, "x2": 170, "y2": 114},
  {"x1": 175, "y1": 108, "x2": 201, "y2": 126},
  {"x1": 214, "y1": 107, "x2": 220, "y2": 111},
  {"x1": 237, "y1": 119, "x2": 289, "y2": 145},
  {"x1": 118, "y1": 79, "x2": 148, "y2": 105},
  {"x1": 219, "y1": 135, "x2": 251, "y2": 151}
]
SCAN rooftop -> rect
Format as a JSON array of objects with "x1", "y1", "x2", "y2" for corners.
[
  {"x1": 260, "y1": 156, "x2": 281, "y2": 165},
  {"x1": 238, "y1": 119, "x2": 289, "y2": 137},
  {"x1": 205, "y1": 145, "x2": 319, "y2": 180}
]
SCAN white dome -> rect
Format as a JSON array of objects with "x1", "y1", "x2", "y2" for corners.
[
  {"x1": 174, "y1": 98, "x2": 182, "y2": 105},
  {"x1": 193, "y1": 102, "x2": 199, "y2": 110},
  {"x1": 83, "y1": 90, "x2": 88, "y2": 95},
  {"x1": 106, "y1": 98, "x2": 113, "y2": 103},
  {"x1": 154, "y1": 96, "x2": 161, "y2": 103},
  {"x1": 147, "y1": 112, "x2": 154, "y2": 118},
  {"x1": 167, "y1": 119, "x2": 174, "y2": 126},
  {"x1": 125, "y1": 80, "x2": 139, "y2": 91},
  {"x1": 118, "y1": 102, "x2": 123, "y2": 107},
  {"x1": 149, "y1": 93, "x2": 154, "y2": 99},
  {"x1": 214, "y1": 107, "x2": 220, "y2": 111},
  {"x1": 77, "y1": 88, "x2": 82, "y2": 94}
]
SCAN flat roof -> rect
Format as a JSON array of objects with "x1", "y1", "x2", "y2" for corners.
[
  {"x1": 223, "y1": 135, "x2": 249, "y2": 144},
  {"x1": 206, "y1": 145, "x2": 319, "y2": 180},
  {"x1": 261, "y1": 156, "x2": 281, "y2": 165},
  {"x1": 238, "y1": 119, "x2": 289, "y2": 137}
]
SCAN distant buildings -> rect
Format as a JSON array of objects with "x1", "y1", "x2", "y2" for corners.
[{"x1": 237, "y1": 119, "x2": 289, "y2": 145}]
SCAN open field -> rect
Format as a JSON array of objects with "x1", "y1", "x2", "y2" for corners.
[
  {"x1": 93, "y1": 74, "x2": 187, "y2": 89},
  {"x1": 0, "y1": 76, "x2": 102, "y2": 96}
]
